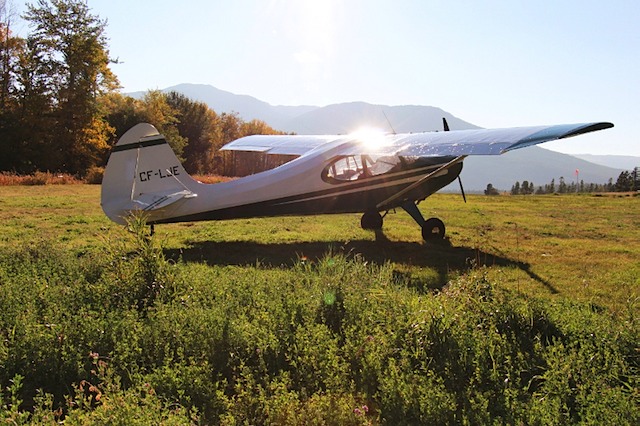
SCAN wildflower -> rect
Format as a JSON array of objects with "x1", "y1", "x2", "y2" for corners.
[{"x1": 354, "y1": 405, "x2": 368, "y2": 416}]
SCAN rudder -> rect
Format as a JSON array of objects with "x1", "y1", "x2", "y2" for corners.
[{"x1": 101, "y1": 123, "x2": 198, "y2": 224}]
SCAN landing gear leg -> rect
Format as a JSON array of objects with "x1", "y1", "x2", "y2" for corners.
[
  {"x1": 401, "y1": 201, "x2": 446, "y2": 241},
  {"x1": 361, "y1": 210, "x2": 383, "y2": 230}
]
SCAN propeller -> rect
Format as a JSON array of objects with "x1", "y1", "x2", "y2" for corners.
[{"x1": 442, "y1": 117, "x2": 466, "y2": 203}]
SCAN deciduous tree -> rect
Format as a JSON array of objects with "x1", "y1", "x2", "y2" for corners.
[
  {"x1": 166, "y1": 91, "x2": 220, "y2": 174},
  {"x1": 137, "y1": 90, "x2": 186, "y2": 160},
  {"x1": 22, "y1": 0, "x2": 118, "y2": 174}
]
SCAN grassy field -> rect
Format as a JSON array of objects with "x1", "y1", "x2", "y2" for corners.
[
  {"x1": 0, "y1": 185, "x2": 638, "y2": 424},
  {"x1": 1, "y1": 185, "x2": 637, "y2": 312}
]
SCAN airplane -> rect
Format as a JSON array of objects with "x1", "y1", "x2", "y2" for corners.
[{"x1": 101, "y1": 120, "x2": 613, "y2": 241}]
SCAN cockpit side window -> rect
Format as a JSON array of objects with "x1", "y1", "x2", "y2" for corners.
[{"x1": 322, "y1": 155, "x2": 408, "y2": 183}]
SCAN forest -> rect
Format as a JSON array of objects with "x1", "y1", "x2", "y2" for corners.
[
  {"x1": 501, "y1": 171, "x2": 640, "y2": 196},
  {"x1": 0, "y1": 0, "x2": 285, "y2": 178}
]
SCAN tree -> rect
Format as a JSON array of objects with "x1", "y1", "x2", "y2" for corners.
[
  {"x1": 0, "y1": 0, "x2": 28, "y2": 171},
  {"x1": 22, "y1": 0, "x2": 119, "y2": 174},
  {"x1": 0, "y1": 35, "x2": 54, "y2": 173},
  {"x1": 0, "y1": 0, "x2": 22, "y2": 111},
  {"x1": 511, "y1": 181, "x2": 520, "y2": 195},
  {"x1": 484, "y1": 183, "x2": 500, "y2": 196},
  {"x1": 101, "y1": 92, "x2": 145, "y2": 146},
  {"x1": 166, "y1": 91, "x2": 220, "y2": 174},
  {"x1": 614, "y1": 171, "x2": 633, "y2": 192},
  {"x1": 558, "y1": 177, "x2": 567, "y2": 193},
  {"x1": 137, "y1": 90, "x2": 186, "y2": 160}
]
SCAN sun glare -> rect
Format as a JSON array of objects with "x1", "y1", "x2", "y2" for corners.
[{"x1": 349, "y1": 126, "x2": 388, "y2": 148}]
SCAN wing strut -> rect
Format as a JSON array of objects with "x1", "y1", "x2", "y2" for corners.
[
  {"x1": 376, "y1": 155, "x2": 466, "y2": 210},
  {"x1": 458, "y1": 175, "x2": 467, "y2": 203}
]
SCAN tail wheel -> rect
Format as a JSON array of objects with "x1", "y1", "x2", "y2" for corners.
[
  {"x1": 361, "y1": 211, "x2": 383, "y2": 230},
  {"x1": 422, "y1": 217, "x2": 446, "y2": 241}
]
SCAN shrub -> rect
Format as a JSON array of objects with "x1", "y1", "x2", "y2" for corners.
[
  {"x1": 0, "y1": 230, "x2": 637, "y2": 424},
  {"x1": 83, "y1": 166, "x2": 104, "y2": 184},
  {"x1": 0, "y1": 171, "x2": 82, "y2": 185}
]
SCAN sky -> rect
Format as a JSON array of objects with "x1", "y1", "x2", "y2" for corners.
[{"x1": 11, "y1": 0, "x2": 640, "y2": 156}]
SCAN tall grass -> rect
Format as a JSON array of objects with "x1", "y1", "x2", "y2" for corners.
[
  {"x1": 0, "y1": 218, "x2": 637, "y2": 424},
  {"x1": 0, "y1": 171, "x2": 233, "y2": 186},
  {"x1": 0, "y1": 171, "x2": 83, "y2": 185}
]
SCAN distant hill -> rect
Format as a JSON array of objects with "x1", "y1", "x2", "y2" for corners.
[
  {"x1": 279, "y1": 102, "x2": 478, "y2": 134},
  {"x1": 130, "y1": 83, "x2": 623, "y2": 191},
  {"x1": 130, "y1": 83, "x2": 317, "y2": 129},
  {"x1": 133, "y1": 84, "x2": 477, "y2": 133},
  {"x1": 572, "y1": 154, "x2": 640, "y2": 171},
  {"x1": 455, "y1": 148, "x2": 622, "y2": 193}
]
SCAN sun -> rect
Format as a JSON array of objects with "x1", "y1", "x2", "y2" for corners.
[{"x1": 349, "y1": 126, "x2": 388, "y2": 148}]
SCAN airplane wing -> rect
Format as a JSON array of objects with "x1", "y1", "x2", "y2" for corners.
[
  {"x1": 385, "y1": 122, "x2": 613, "y2": 157},
  {"x1": 220, "y1": 122, "x2": 613, "y2": 157},
  {"x1": 220, "y1": 135, "x2": 340, "y2": 155}
]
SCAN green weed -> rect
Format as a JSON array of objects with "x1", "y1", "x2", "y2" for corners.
[{"x1": 0, "y1": 188, "x2": 638, "y2": 423}]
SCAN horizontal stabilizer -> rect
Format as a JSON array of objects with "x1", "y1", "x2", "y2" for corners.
[{"x1": 133, "y1": 189, "x2": 197, "y2": 211}]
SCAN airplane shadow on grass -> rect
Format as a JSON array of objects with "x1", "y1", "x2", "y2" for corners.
[{"x1": 164, "y1": 229, "x2": 558, "y2": 294}]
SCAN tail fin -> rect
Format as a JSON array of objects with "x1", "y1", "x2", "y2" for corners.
[{"x1": 101, "y1": 123, "x2": 198, "y2": 224}]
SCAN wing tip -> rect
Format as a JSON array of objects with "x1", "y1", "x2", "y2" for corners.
[{"x1": 559, "y1": 122, "x2": 614, "y2": 139}]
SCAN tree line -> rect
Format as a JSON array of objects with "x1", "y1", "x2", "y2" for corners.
[
  {"x1": 0, "y1": 0, "x2": 284, "y2": 177},
  {"x1": 485, "y1": 169, "x2": 639, "y2": 195}
]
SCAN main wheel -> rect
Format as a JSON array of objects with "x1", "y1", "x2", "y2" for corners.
[
  {"x1": 361, "y1": 211, "x2": 383, "y2": 230},
  {"x1": 421, "y1": 217, "x2": 445, "y2": 240}
]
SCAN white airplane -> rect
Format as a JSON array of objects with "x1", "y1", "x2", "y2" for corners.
[{"x1": 101, "y1": 120, "x2": 613, "y2": 241}]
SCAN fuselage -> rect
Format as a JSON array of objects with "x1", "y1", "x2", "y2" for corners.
[{"x1": 150, "y1": 140, "x2": 462, "y2": 224}]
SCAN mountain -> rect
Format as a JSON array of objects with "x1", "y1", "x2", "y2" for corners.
[
  {"x1": 131, "y1": 83, "x2": 317, "y2": 129},
  {"x1": 131, "y1": 84, "x2": 622, "y2": 191},
  {"x1": 279, "y1": 102, "x2": 479, "y2": 134},
  {"x1": 455, "y1": 147, "x2": 621, "y2": 192},
  {"x1": 134, "y1": 84, "x2": 477, "y2": 133},
  {"x1": 571, "y1": 154, "x2": 640, "y2": 171}
]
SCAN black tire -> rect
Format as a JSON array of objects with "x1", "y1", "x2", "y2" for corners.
[
  {"x1": 422, "y1": 217, "x2": 446, "y2": 240},
  {"x1": 361, "y1": 211, "x2": 383, "y2": 230}
]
